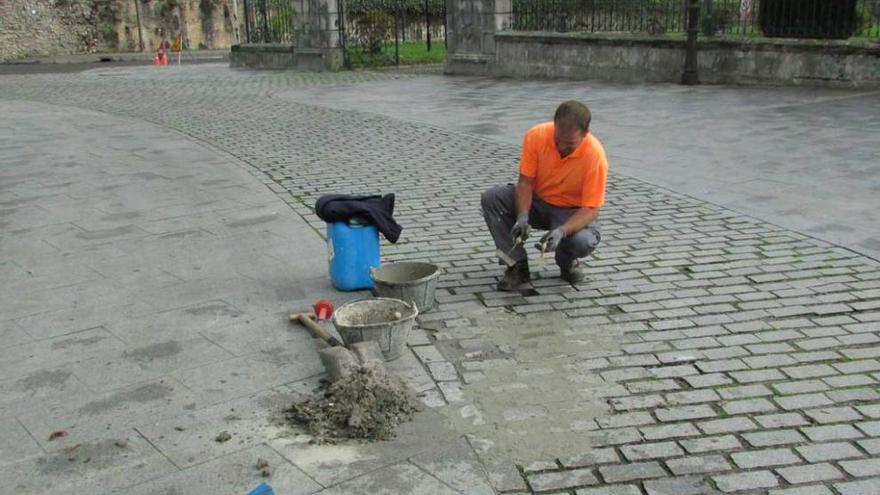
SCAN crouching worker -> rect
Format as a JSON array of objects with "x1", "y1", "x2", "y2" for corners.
[{"x1": 481, "y1": 100, "x2": 608, "y2": 291}]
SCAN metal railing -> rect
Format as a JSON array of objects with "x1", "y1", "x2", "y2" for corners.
[
  {"x1": 243, "y1": 0, "x2": 296, "y2": 43},
  {"x1": 511, "y1": 0, "x2": 687, "y2": 34},
  {"x1": 704, "y1": 0, "x2": 880, "y2": 39},
  {"x1": 341, "y1": 0, "x2": 447, "y2": 67},
  {"x1": 508, "y1": 0, "x2": 880, "y2": 39}
]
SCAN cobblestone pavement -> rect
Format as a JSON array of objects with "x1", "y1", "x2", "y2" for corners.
[
  {"x1": 2, "y1": 64, "x2": 880, "y2": 494},
  {"x1": 277, "y1": 76, "x2": 880, "y2": 261}
]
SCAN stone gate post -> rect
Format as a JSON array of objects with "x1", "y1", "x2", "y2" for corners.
[
  {"x1": 445, "y1": 0, "x2": 510, "y2": 75},
  {"x1": 294, "y1": 0, "x2": 344, "y2": 70}
]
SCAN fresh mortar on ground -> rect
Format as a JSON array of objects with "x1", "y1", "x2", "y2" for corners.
[{"x1": 285, "y1": 364, "x2": 422, "y2": 444}]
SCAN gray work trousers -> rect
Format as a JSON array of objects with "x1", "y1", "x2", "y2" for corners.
[{"x1": 481, "y1": 184, "x2": 601, "y2": 268}]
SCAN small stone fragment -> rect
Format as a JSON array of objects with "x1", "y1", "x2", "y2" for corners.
[
  {"x1": 48, "y1": 431, "x2": 67, "y2": 442},
  {"x1": 256, "y1": 458, "x2": 269, "y2": 469},
  {"x1": 215, "y1": 431, "x2": 232, "y2": 443},
  {"x1": 348, "y1": 404, "x2": 364, "y2": 428}
]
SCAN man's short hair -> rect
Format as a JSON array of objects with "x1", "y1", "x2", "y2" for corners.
[{"x1": 554, "y1": 100, "x2": 591, "y2": 131}]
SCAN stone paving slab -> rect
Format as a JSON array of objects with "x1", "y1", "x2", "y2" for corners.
[
  {"x1": 314, "y1": 461, "x2": 460, "y2": 495},
  {"x1": 122, "y1": 444, "x2": 322, "y2": 495},
  {"x1": 0, "y1": 99, "x2": 401, "y2": 494},
  {"x1": 410, "y1": 437, "x2": 497, "y2": 495},
  {"x1": 132, "y1": 387, "x2": 301, "y2": 468},
  {"x1": 268, "y1": 408, "x2": 460, "y2": 488},
  {"x1": 0, "y1": 434, "x2": 178, "y2": 495},
  {"x1": 0, "y1": 417, "x2": 44, "y2": 467}
]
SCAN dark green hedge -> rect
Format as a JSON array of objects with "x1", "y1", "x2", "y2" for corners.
[{"x1": 344, "y1": 0, "x2": 446, "y2": 18}]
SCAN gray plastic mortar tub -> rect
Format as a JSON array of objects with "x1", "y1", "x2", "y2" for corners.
[
  {"x1": 371, "y1": 261, "x2": 440, "y2": 313},
  {"x1": 332, "y1": 298, "x2": 419, "y2": 361}
]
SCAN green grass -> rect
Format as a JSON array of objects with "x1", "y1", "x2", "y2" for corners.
[{"x1": 345, "y1": 40, "x2": 447, "y2": 68}]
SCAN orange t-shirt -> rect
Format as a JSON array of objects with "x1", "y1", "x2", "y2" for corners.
[{"x1": 518, "y1": 122, "x2": 608, "y2": 208}]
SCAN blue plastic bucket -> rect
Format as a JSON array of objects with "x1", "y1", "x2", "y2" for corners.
[
  {"x1": 327, "y1": 221, "x2": 380, "y2": 291},
  {"x1": 246, "y1": 483, "x2": 274, "y2": 495}
]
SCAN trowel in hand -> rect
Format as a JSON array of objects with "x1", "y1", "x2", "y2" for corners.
[{"x1": 496, "y1": 236, "x2": 524, "y2": 267}]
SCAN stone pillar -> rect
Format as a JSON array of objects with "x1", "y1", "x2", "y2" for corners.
[
  {"x1": 445, "y1": 0, "x2": 510, "y2": 75},
  {"x1": 294, "y1": 0, "x2": 343, "y2": 71}
]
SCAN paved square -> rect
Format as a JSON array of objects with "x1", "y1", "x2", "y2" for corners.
[{"x1": 1, "y1": 64, "x2": 879, "y2": 493}]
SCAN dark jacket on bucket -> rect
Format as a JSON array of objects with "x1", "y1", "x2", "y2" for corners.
[{"x1": 315, "y1": 194, "x2": 402, "y2": 243}]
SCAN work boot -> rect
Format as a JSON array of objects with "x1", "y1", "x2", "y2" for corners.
[
  {"x1": 560, "y1": 260, "x2": 585, "y2": 284},
  {"x1": 497, "y1": 261, "x2": 530, "y2": 291}
]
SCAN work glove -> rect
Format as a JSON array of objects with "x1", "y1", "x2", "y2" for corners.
[
  {"x1": 538, "y1": 227, "x2": 566, "y2": 252},
  {"x1": 511, "y1": 213, "x2": 530, "y2": 244}
]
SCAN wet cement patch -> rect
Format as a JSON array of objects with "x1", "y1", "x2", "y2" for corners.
[
  {"x1": 77, "y1": 383, "x2": 173, "y2": 415},
  {"x1": 122, "y1": 341, "x2": 182, "y2": 363},
  {"x1": 51, "y1": 334, "x2": 107, "y2": 350},
  {"x1": 200, "y1": 178, "x2": 231, "y2": 186},
  {"x1": 75, "y1": 225, "x2": 136, "y2": 240},
  {"x1": 0, "y1": 196, "x2": 47, "y2": 208},
  {"x1": 16, "y1": 369, "x2": 73, "y2": 390},
  {"x1": 100, "y1": 211, "x2": 141, "y2": 222},
  {"x1": 334, "y1": 299, "x2": 418, "y2": 326},
  {"x1": 437, "y1": 309, "x2": 621, "y2": 466},
  {"x1": 36, "y1": 438, "x2": 132, "y2": 476},
  {"x1": 158, "y1": 229, "x2": 208, "y2": 240},
  {"x1": 858, "y1": 237, "x2": 880, "y2": 251},
  {"x1": 274, "y1": 284, "x2": 306, "y2": 301},
  {"x1": 225, "y1": 214, "x2": 278, "y2": 228},
  {"x1": 128, "y1": 172, "x2": 171, "y2": 181},
  {"x1": 182, "y1": 301, "x2": 242, "y2": 317},
  {"x1": 807, "y1": 223, "x2": 856, "y2": 234}
]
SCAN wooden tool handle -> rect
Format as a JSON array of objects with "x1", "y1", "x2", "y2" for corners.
[{"x1": 291, "y1": 313, "x2": 344, "y2": 347}]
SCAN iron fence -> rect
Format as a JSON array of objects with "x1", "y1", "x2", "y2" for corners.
[
  {"x1": 239, "y1": 0, "x2": 446, "y2": 67},
  {"x1": 243, "y1": 0, "x2": 296, "y2": 43},
  {"x1": 341, "y1": 0, "x2": 446, "y2": 67},
  {"x1": 704, "y1": 0, "x2": 880, "y2": 38},
  {"x1": 511, "y1": 0, "x2": 686, "y2": 34},
  {"x1": 509, "y1": 0, "x2": 880, "y2": 39}
]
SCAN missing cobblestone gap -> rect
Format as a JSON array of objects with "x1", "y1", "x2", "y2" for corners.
[{"x1": 437, "y1": 309, "x2": 622, "y2": 465}]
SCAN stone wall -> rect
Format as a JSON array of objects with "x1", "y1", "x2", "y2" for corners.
[
  {"x1": 123, "y1": 0, "x2": 243, "y2": 53},
  {"x1": 0, "y1": 0, "x2": 101, "y2": 61},
  {"x1": 700, "y1": 37, "x2": 880, "y2": 87},
  {"x1": 0, "y1": 0, "x2": 244, "y2": 62},
  {"x1": 444, "y1": 0, "x2": 880, "y2": 88},
  {"x1": 489, "y1": 33, "x2": 880, "y2": 88},
  {"x1": 492, "y1": 33, "x2": 683, "y2": 83},
  {"x1": 229, "y1": 43, "x2": 296, "y2": 69}
]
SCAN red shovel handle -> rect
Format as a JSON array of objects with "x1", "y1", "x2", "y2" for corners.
[{"x1": 313, "y1": 299, "x2": 334, "y2": 321}]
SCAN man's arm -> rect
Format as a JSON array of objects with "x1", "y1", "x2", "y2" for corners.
[
  {"x1": 515, "y1": 175, "x2": 535, "y2": 216},
  {"x1": 560, "y1": 206, "x2": 599, "y2": 236}
]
